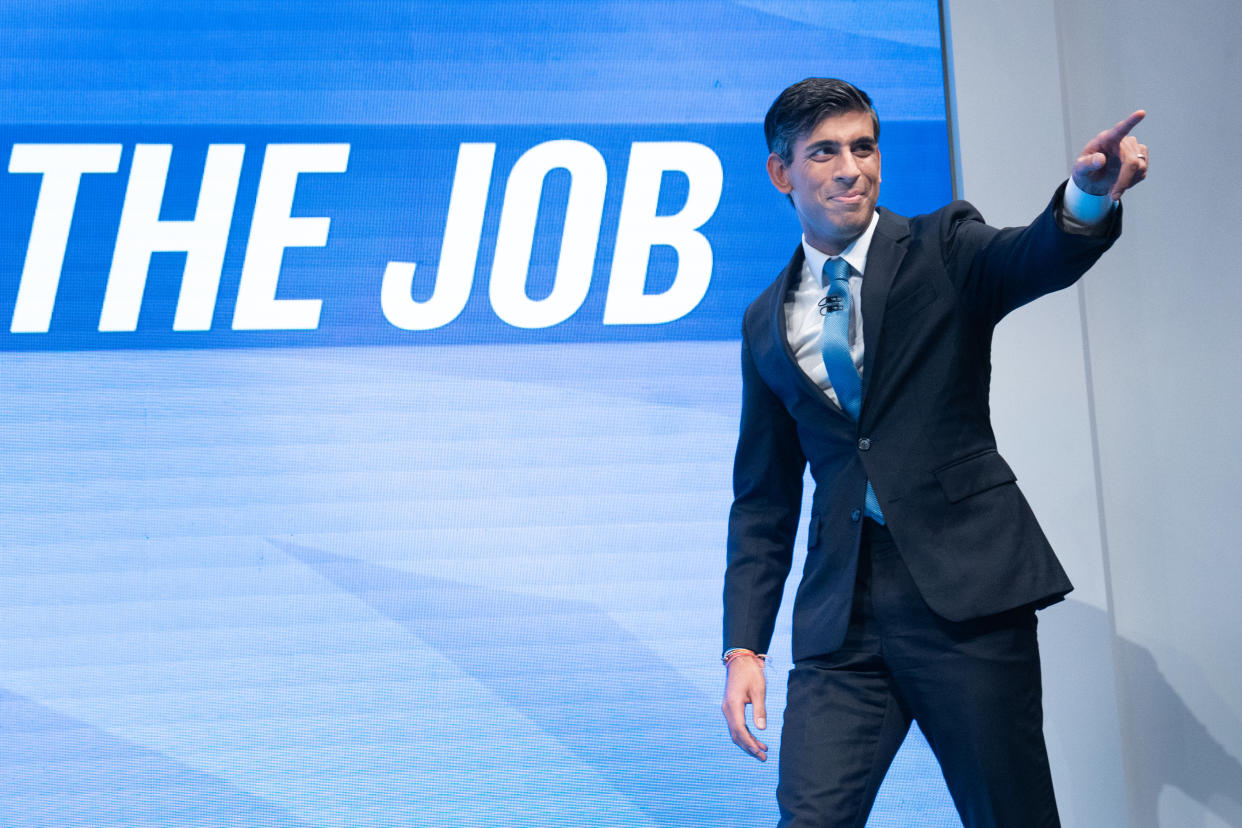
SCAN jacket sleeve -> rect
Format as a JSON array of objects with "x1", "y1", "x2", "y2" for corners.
[
  {"x1": 943, "y1": 181, "x2": 1122, "y2": 325},
  {"x1": 722, "y1": 328, "x2": 806, "y2": 655}
]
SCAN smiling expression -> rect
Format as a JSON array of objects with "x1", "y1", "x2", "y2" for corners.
[{"x1": 766, "y1": 109, "x2": 881, "y2": 256}]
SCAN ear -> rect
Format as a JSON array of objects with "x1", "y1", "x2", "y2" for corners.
[{"x1": 766, "y1": 152, "x2": 793, "y2": 194}]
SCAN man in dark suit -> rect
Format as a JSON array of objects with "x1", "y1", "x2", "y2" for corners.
[{"x1": 720, "y1": 78, "x2": 1147, "y2": 827}]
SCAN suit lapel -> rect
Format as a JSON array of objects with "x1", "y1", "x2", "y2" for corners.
[
  {"x1": 768, "y1": 244, "x2": 853, "y2": 419},
  {"x1": 771, "y1": 243, "x2": 803, "y2": 367},
  {"x1": 859, "y1": 208, "x2": 910, "y2": 406}
]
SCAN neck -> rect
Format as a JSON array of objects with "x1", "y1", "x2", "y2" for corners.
[{"x1": 806, "y1": 234, "x2": 858, "y2": 258}]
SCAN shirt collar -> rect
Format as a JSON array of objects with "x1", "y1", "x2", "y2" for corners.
[{"x1": 801, "y1": 210, "x2": 880, "y2": 286}]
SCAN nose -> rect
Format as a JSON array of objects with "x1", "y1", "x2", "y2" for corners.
[{"x1": 834, "y1": 152, "x2": 860, "y2": 182}]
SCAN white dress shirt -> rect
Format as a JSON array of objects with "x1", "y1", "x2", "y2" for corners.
[
  {"x1": 784, "y1": 213, "x2": 877, "y2": 409},
  {"x1": 783, "y1": 180, "x2": 1114, "y2": 410}
]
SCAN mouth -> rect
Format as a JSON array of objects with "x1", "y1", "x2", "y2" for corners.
[{"x1": 828, "y1": 191, "x2": 865, "y2": 204}]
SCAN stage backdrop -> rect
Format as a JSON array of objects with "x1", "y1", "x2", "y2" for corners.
[{"x1": 0, "y1": 2, "x2": 957, "y2": 825}]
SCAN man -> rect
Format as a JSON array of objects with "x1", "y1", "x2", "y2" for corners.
[{"x1": 720, "y1": 78, "x2": 1147, "y2": 827}]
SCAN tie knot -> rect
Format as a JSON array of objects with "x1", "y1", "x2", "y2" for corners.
[{"x1": 822, "y1": 257, "x2": 851, "y2": 287}]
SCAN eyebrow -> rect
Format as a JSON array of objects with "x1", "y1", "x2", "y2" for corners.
[{"x1": 804, "y1": 137, "x2": 877, "y2": 155}]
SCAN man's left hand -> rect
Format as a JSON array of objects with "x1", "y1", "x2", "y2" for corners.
[{"x1": 1072, "y1": 110, "x2": 1149, "y2": 201}]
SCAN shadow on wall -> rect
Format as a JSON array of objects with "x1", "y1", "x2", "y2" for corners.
[
  {"x1": 1115, "y1": 632, "x2": 1242, "y2": 827},
  {"x1": 1049, "y1": 601, "x2": 1242, "y2": 827},
  {"x1": 1048, "y1": 603, "x2": 1242, "y2": 828}
]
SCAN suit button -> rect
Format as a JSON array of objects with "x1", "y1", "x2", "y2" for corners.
[
  {"x1": 851, "y1": 509, "x2": 861, "y2": 522},
  {"x1": 858, "y1": 437, "x2": 871, "y2": 451}
]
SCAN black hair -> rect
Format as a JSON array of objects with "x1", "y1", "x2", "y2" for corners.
[{"x1": 764, "y1": 78, "x2": 879, "y2": 162}]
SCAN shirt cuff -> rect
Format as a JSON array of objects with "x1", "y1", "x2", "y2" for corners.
[{"x1": 1063, "y1": 177, "x2": 1116, "y2": 226}]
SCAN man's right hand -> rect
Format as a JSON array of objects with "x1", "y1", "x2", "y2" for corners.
[{"x1": 721, "y1": 652, "x2": 769, "y2": 761}]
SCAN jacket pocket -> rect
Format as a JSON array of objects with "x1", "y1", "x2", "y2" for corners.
[{"x1": 933, "y1": 449, "x2": 1016, "y2": 503}]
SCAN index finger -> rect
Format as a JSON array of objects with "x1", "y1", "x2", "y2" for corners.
[
  {"x1": 722, "y1": 697, "x2": 766, "y2": 758},
  {"x1": 1102, "y1": 110, "x2": 1146, "y2": 142},
  {"x1": 730, "y1": 722, "x2": 767, "y2": 760}
]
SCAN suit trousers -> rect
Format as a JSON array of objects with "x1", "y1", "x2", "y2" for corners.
[{"x1": 776, "y1": 521, "x2": 1060, "y2": 828}]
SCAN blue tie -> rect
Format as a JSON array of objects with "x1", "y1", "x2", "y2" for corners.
[{"x1": 820, "y1": 258, "x2": 884, "y2": 524}]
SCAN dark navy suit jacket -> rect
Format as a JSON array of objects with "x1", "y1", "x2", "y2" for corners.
[{"x1": 723, "y1": 184, "x2": 1121, "y2": 662}]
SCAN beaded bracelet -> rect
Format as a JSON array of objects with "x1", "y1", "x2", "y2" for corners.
[{"x1": 722, "y1": 648, "x2": 768, "y2": 667}]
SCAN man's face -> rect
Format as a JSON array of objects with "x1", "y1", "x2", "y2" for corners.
[{"x1": 766, "y1": 109, "x2": 881, "y2": 256}]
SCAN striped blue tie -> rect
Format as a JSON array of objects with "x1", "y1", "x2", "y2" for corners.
[{"x1": 821, "y1": 257, "x2": 884, "y2": 524}]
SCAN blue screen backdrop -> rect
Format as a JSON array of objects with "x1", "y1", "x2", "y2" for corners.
[{"x1": 0, "y1": 2, "x2": 961, "y2": 825}]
